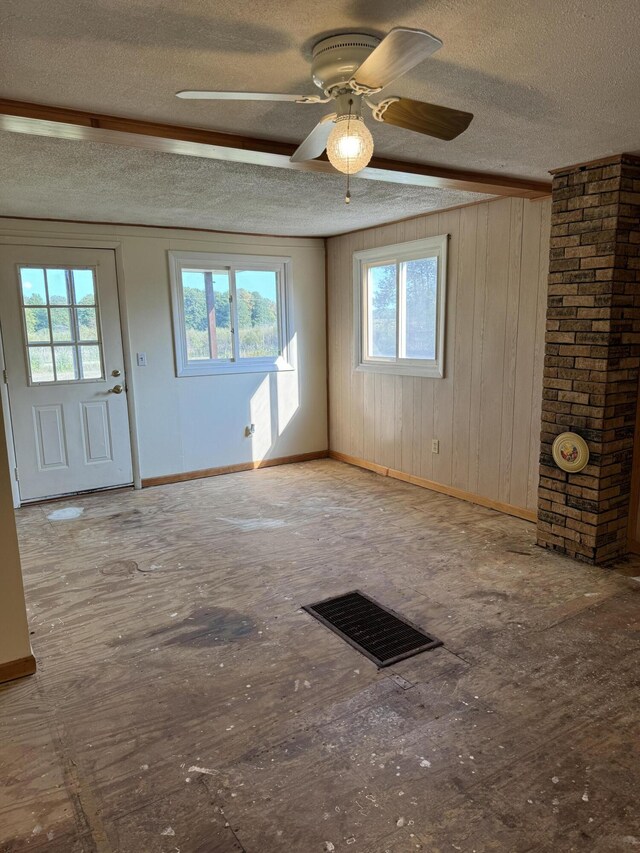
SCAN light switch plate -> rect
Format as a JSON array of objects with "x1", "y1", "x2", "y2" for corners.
[{"x1": 136, "y1": 352, "x2": 147, "y2": 367}]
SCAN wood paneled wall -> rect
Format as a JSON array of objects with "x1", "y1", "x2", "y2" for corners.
[{"x1": 327, "y1": 196, "x2": 552, "y2": 516}]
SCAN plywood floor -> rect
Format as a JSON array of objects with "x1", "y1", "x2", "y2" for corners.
[{"x1": 1, "y1": 459, "x2": 639, "y2": 853}]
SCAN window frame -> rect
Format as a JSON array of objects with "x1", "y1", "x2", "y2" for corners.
[
  {"x1": 353, "y1": 235, "x2": 448, "y2": 379},
  {"x1": 17, "y1": 264, "x2": 106, "y2": 386},
  {"x1": 168, "y1": 250, "x2": 293, "y2": 377}
]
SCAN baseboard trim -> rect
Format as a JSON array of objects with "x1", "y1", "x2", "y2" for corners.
[
  {"x1": 141, "y1": 450, "x2": 329, "y2": 488},
  {"x1": 0, "y1": 654, "x2": 36, "y2": 685},
  {"x1": 329, "y1": 450, "x2": 538, "y2": 524}
]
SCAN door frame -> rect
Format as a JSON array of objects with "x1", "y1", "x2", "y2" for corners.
[{"x1": 0, "y1": 236, "x2": 142, "y2": 506}]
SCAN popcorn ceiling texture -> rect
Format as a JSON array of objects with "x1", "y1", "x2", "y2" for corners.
[
  {"x1": 0, "y1": 132, "x2": 491, "y2": 236},
  {"x1": 1, "y1": 0, "x2": 639, "y2": 231},
  {"x1": 2, "y1": 0, "x2": 640, "y2": 178}
]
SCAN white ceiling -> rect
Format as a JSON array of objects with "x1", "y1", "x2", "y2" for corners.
[
  {"x1": 1, "y1": 0, "x2": 639, "y2": 235},
  {"x1": 0, "y1": 131, "x2": 491, "y2": 237}
]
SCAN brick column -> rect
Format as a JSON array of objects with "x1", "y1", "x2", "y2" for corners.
[{"x1": 537, "y1": 154, "x2": 640, "y2": 564}]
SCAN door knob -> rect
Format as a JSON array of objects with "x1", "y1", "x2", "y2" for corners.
[
  {"x1": 111, "y1": 369, "x2": 122, "y2": 377},
  {"x1": 109, "y1": 384, "x2": 124, "y2": 394}
]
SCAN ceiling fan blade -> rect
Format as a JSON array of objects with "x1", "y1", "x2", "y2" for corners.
[
  {"x1": 176, "y1": 91, "x2": 306, "y2": 101},
  {"x1": 353, "y1": 28, "x2": 442, "y2": 90},
  {"x1": 379, "y1": 97, "x2": 473, "y2": 140},
  {"x1": 290, "y1": 113, "x2": 337, "y2": 162}
]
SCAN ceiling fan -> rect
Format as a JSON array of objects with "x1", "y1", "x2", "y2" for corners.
[{"x1": 177, "y1": 28, "x2": 473, "y2": 199}]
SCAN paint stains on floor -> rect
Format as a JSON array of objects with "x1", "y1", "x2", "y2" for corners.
[
  {"x1": 2, "y1": 459, "x2": 639, "y2": 852},
  {"x1": 99, "y1": 559, "x2": 138, "y2": 578},
  {"x1": 46, "y1": 506, "x2": 84, "y2": 521},
  {"x1": 145, "y1": 606, "x2": 257, "y2": 648}
]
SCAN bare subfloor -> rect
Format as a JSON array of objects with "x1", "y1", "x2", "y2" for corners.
[{"x1": 1, "y1": 460, "x2": 639, "y2": 853}]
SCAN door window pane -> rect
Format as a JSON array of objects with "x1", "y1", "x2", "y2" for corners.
[
  {"x1": 24, "y1": 307, "x2": 51, "y2": 343},
  {"x1": 29, "y1": 348, "x2": 54, "y2": 383},
  {"x1": 77, "y1": 307, "x2": 98, "y2": 341},
  {"x1": 368, "y1": 263, "x2": 397, "y2": 358},
  {"x1": 236, "y1": 270, "x2": 279, "y2": 359},
  {"x1": 181, "y1": 269, "x2": 232, "y2": 361},
  {"x1": 18, "y1": 266, "x2": 104, "y2": 383},
  {"x1": 79, "y1": 345, "x2": 102, "y2": 379},
  {"x1": 54, "y1": 346, "x2": 79, "y2": 381},
  {"x1": 20, "y1": 268, "x2": 46, "y2": 304},
  {"x1": 46, "y1": 269, "x2": 70, "y2": 304},
  {"x1": 72, "y1": 269, "x2": 95, "y2": 304},
  {"x1": 50, "y1": 307, "x2": 73, "y2": 342}
]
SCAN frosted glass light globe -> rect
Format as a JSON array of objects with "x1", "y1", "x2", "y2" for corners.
[{"x1": 327, "y1": 115, "x2": 374, "y2": 175}]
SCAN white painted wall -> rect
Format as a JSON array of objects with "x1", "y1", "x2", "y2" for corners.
[
  {"x1": 0, "y1": 220, "x2": 328, "y2": 483},
  {"x1": 0, "y1": 401, "x2": 31, "y2": 667}
]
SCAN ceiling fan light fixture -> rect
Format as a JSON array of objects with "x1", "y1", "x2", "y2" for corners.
[
  {"x1": 326, "y1": 115, "x2": 374, "y2": 175},
  {"x1": 177, "y1": 27, "x2": 473, "y2": 201}
]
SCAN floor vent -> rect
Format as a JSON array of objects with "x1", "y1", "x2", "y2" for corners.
[{"x1": 303, "y1": 590, "x2": 442, "y2": 667}]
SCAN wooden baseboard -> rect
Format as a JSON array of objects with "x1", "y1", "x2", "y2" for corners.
[
  {"x1": 0, "y1": 654, "x2": 36, "y2": 685},
  {"x1": 329, "y1": 450, "x2": 538, "y2": 524},
  {"x1": 141, "y1": 450, "x2": 329, "y2": 488},
  {"x1": 627, "y1": 539, "x2": 640, "y2": 556}
]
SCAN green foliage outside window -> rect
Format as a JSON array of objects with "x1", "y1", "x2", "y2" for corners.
[
  {"x1": 23, "y1": 292, "x2": 101, "y2": 381},
  {"x1": 24, "y1": 293, "x2": 97, "y2": 338},
  {"x1": 368, "y1": 258, "x2": 437, "y2": 360},
  {"x1": 183, "y1": 286, "x2": 278, "y2": 360}
]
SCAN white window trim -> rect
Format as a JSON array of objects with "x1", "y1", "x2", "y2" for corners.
[
  {"x1": 353, "y1": 235, "x2": 448, "y2": 379},
  {"x1": 168, "y1": 250, "x2": 293, "y2": 377}
]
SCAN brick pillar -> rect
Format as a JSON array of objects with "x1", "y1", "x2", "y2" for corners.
[{"x1": 537, "y1": 154, "x2": 640, "y2": 564}]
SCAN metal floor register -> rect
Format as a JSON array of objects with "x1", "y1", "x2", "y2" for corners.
[{"x1": 303, "y1": 590, "x2": 442, "y2": 667}]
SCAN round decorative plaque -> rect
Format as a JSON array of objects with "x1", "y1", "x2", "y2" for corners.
[{"x1": 552, "y1": 432, "x2": 589, "y2": 473}]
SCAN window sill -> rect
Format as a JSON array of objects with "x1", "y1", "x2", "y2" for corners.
[
  {"x1": 177, "y1": 358, "x2": 294, "y2": 378},
  {"x1": 355, "y1": 361, "x2": 444, "y2": 379}
]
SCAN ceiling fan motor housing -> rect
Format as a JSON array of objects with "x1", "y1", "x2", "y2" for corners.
[{"x1": 311, "y1": 33, "x2": 380, "y2": 93}]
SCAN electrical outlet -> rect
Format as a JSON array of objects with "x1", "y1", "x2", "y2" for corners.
[
  {"x1": 136, "y1": 352, "x2": 147, "y2": 367},
  {"x1": 431, "y1": 438, "x2": 440, "y2": 454}
]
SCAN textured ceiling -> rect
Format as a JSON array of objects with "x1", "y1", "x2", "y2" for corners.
[
  {"x1": 0, "y1": 132, "x2": 491, "y2": 237},
  {"x1": 1, "y1": 0, "x2": 639, "y2": 233}
]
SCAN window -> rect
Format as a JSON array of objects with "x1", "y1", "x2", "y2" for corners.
[
  {"x1": 169, "y1": 251, "x2": 292, "y2": 376},
  {"x1": 353, "y1": 235, "x2": 448, "y2": 378},
  {"x1": 18, "y1": 266, "x2": 104, "y2": 384}
]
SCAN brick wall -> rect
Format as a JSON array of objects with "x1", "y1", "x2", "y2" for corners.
[{"x1": 537, "y1": 154, "x2": 640, "y2": 564}]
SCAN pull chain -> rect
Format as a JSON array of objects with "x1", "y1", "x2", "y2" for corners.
[{"x1": 345, "y1": 98, "x2": 353, "y2": 205}]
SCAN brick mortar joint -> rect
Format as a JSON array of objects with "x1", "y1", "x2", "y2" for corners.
[{"x1": 550, "y1": 153, "x2": 640, "y2": 177}]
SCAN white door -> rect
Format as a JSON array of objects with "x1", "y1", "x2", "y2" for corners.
[{"x1": 0, "y1": 245, "x2": 133, "y2": 502}]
